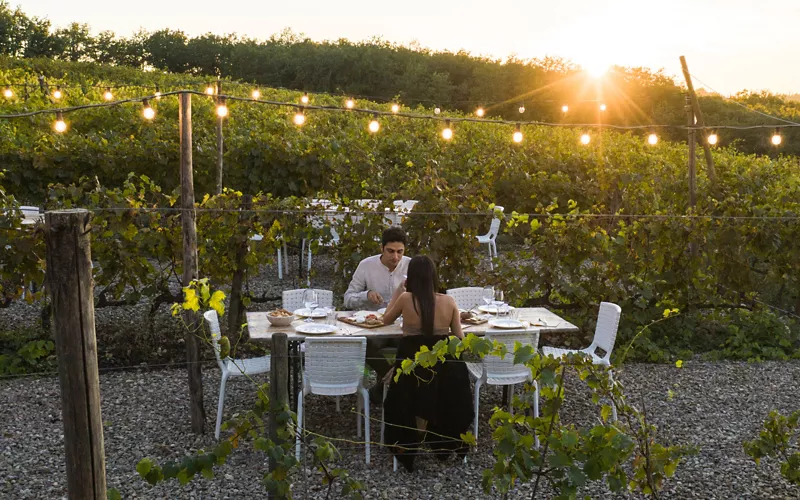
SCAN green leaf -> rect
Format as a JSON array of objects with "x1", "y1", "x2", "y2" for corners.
[{"x1": 136, "y1": 458, "x2": 152, "y2": 477}]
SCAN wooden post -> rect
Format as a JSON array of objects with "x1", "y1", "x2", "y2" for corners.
[
  {"x1": 268, "y1": 332, "x2": 289, "y2": 500},
  {"x1": 228, "y1": 194, "x2": 253, "y2": 337},
  {"x1": 45, "y1": 209, "x2": 107, "y2": 499},
  {"x1": 180, "y1": 92, "x2": 206, "y2": 433},
  {"x1": 216, "y1": 79, "x2": 224, "y2": 195},
  {"x1": 686, "y1": 95, "x2": 697, "y2": 210},
  {"x1": 679, "y1": 56, "x2": 716, "y2": 185}
]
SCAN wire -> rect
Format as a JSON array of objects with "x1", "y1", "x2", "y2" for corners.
[{"x1": 689, "y1": 74, "x2": 800, "y2": 127}]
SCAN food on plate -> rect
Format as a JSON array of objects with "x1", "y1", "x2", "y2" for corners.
[
  {"x1": 364, "y1": 313, "x2": 383, "y2": 326},
  {"x1": 460, "y1": 310, "x2": 475, "y2": 321},
  {"x1": 268, "y1": 308, "x2": 293, "y2": 317}
]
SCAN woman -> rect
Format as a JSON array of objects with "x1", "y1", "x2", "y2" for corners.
[{"x1": 381, "y1": 255, "x2": 473, "y2": 471}]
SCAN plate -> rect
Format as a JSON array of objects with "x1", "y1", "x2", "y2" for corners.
[
  {"x1": 479, "y1": 304, "x2": 515, "y2": 314},
  {"x1": 294, "y1": 308, "x2": 327, "y2": 318},
  {"x1": 488, "y1": 318, "x2": 525, "y2": 329},
  {"x1": 295, "y1": 323, "x2": 337, "y2": 335},
  {"x1": 353, "y1": 310, "x2": 384, "y2": 319},
  {"x1": 377, "y1": 308, "x2": 386, "y2": 314}
]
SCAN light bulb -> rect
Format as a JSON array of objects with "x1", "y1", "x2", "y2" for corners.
[
  {"x1": 293, "y1": 111, "x2": 306, "y2": 126},
  {"x1": 707, "y1": 133, "x2": 718, "y2": 145},
  {"x1": 54, "y1": 113, "x2": 67, "y2": 133},
  {"x1": 345, "y1": 98, "x2": 355, "y2": 109},
  {"x1": 476, "y1": 107, "x2": 485, "y2": 117},
  {"x1": 391, "y1": 103, "x2": 400, "y2": 113},
  {"x1": 518, "y1": 105, "x2": 525, "y2": 114},
  {"x1": 3, "y1": 87, "x2": 12, "y2": 98},
  {"x1": 580, "y1": 133, "x2": 591, "y2": 145},
  {"x1": 368, "y1": 115, "x2": 380, "y2": 133},
  {"x1": 53, "y1": 88, "x2": 63, "y2": 99},
  {"x1": 434, "y1": 107, "x2": 441, "y2": 115},
  {"x1": 513, "y1": 131, "x2": 523, "y2": 143},
  {"x1": 441, "y1": 120, "x2": 453, "y2": 140},
  {"x1": 216, "y1": 103, "x2": 228, "y2": 118},
  {"x1": 142, "y1": 100, "x2": 155, "y2": 120},
  {"x1": 301, "y1": 92, "x2": 309, "y2": 104},
  {"x1": 599, "y1": 103, "x2": 607, "y2": 112},
  {"x1": 252, "y1": 89, "x2": 261, "y2": 99},
  {"x1": 205, "y1": 85, "x2": 215, "y2": 95},
  {"x1": 771, "y1": 133, "x2": 782, "y2": 146},
  {"x1": 648, "y1": 133, "x2": 658, "y2": 145},
  {"x1": 103, "y1": 88, "x2": 113, "y2": 101},
  {"x1": 561, "y1": 104, "x2": 569, "y2": 113},
  {"x1": 154, "y1": 91, "x2": 162, "y2": 100}
]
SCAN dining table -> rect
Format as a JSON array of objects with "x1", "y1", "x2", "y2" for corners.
[{"x1": 247, "y1": 307, "x2": 579, "y2": 411}]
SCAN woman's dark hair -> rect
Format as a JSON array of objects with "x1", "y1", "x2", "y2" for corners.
[
  {"x1": 406, "y1": 255, "x2": 438, "y2": 335},
  {"x1": 381, "y1": 226, "x2": 407, "y2": 247}
]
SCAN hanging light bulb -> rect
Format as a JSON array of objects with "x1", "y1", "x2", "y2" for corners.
[
  {"x1": 205, "y1": 85, "x2": 215, "y2": 95},
  {"x1": 647, "y1": 133, "x2": 658, "y2": 145},
  {"x1": 599, "y1": 103, "x2": 607, "y2": 112},
  {"x1": 512, "y1": 123, "x2": 523, "y2": 143},
  {"x1": 518, "y1": 103, "x2": 525, "y2": 114},
  {"x1": 476, "y1": 107, "x2": 485, "y2": 117},
  {"x1": 293, "y1": 108, "x2": 306, "y2": 126},
  {"x1": 345, "y1": 98, "x2": 355, "y2": 109},
  {"x1": 434, "y1": 106, "x2": 441, "y2": 115},
  {"x1": 154, "y1": 86, "x2": 162, "y2": 100},
  {"x1": 771, "y1": 129, "x2": 782, "y2": 146},
  {"x1": 103, "y1": 87, "x2": 113, "y2": 101},
  {"x1": 53, "y1": 86, "x2": 63, "y2": 100},
  {"x1": 252, "y1": 89, "x2": 261, "y2": 99},
  {"x1": 301, "y1": 92, "x2": 309, "y2": 104},
  {"x1": 391, "y1": 103, "x2": 400, "y2": 113},
  {"x1": 441, "y1": 119, "x2": 453, "y2": 140},
  {"x1": 54, "y1": 112, "x2": 67, "y2": 133},
  {"x1": 561, "y1": 104, "x2": 569, "y2": 113},
  {"x1": 3, "y1": 87, "x2": 12, "y2": 98},
  {"x1": 216, "y1": 98, "x2": 228, "y2": 118},
  {"x1": 580, "y1": 133, "x2": 591, "y2": 145},
  {"x1": 142, "y1": 99, "x2": 155, "y2": 120},
  {"x1": 368, "y1": 113, "x2": 380, "y2": 133},
  {"x1": 707, "y1": 133, "x2": 718, "y2": 146}
]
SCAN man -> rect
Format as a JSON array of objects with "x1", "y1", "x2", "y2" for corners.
[{"x1": 343, "y1": 226, "x2": 410, "y2": 402}]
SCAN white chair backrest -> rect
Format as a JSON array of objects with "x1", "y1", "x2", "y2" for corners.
[
  {"x1": 304, "y1": 337, "x2": 367, "y2": 395},
  {"x1": 484, "y1": 329, "x2": 540, "y2": 377},
  {"x1": 203, "y1": 310, "x2": 228, "y2": 371},
  {"x1": 282, "y1": 289, "x2": 334, "y2": 313},
  {"x1": 446, "y1": 287, "x2": 486, "y2": 310},
  {"x1": 591, "y1": 302, "x2": 622, "y2": 360}
]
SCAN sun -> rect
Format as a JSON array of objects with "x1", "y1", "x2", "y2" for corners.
[{"x1": 583, "y1": 61, "x2": 610, "y2": 79}]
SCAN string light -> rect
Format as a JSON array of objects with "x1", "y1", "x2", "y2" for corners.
[
  {"x1": 154, "y1": 86, "x2": 161, "y2": 100},
  {"x1": 345, "y1": 98, "x2": 355, "y2": 109},
  {"x1": 707, "y1": 133, "x2": 718, "y2": 146},
  {"x1": 391, "y1": 103, "x2": 400, "y2": 113},
  {"x1": 103, "y1": 88, "x2": 113, "y2": 101},
  {"x1": 647, "y1": 133, "x2": 659, "y2": 145},
  {"x1": 368, "y1": 113, "x2": 380, "y2": 133},
  {"x1": 205, "y1": 85, "x2": 215, "y2": 95},
  {"x1": 434, "y1": 107, "x2": 441, "y2": 115},
  {"x1": 53, "y1": 112, "x2": 67, "y2": 133},
  {"x1": 216, "y1": 98, "x2": 228, "y2": 118},
  {"x1": 441, "y1": 119, "x2": 453, "y2": 140},
  {"x1": 476, "y1": 107, "x2": 485, "y2": 117},
  {"x1": 293, "y1": 108, "x2": 306, "y2": 126},
  {"x1": 562, "y1": 104, "x2": 569, "y2": 113},
  {"x1": 251, "y1": 89, "x2": 261, "y2": 99},
  {"x1": 3, "y1": 87, "x2": 12, "y2": 98},
  {"x1": 301, "y1": 92, "x2": 309, "y2": 104},
  {"x1": 518, "y1": 103, "x2": 525, "y2": 114},
  {"x1": 599, "y1": 103, "x2": 607, "y2": 112},
  {"x1": 142, "y1": 99, "x2": 155, "y2": 120},
  {"x1": 771, "y1": 129, "x2": 782, "y2": 146},
  {"x1": 53, "y1": 86, "x2": 62, "y2": 100},
  {"x1": 512, "y1": 123, "x2": 523, "y2": 143},
  {"x1": 580, "y1": 133, "x2": 591, "y2": 145}
]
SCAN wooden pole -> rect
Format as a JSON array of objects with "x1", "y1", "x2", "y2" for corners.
[
  {"x1": 180, "y1": 92, "x2": 206, "y2": 433},
  {"x1": 686, "y1": 95, "x2": 697, "y2": 210},
  {"x1": 228, "y1": 194, "x2": 252, "y2": 337},
  {"x1": 216, "y1": 79, "x2": 224, "y2": 195},
  {"x1": 679, "y1": 55, "x2": 716, "y2": 185},
  {"x1": 268, "y1": 332, "x2": 289, "y2": 500},
  {"x1": 45, "y1": 209, "x2": 107, "y2": 499}
]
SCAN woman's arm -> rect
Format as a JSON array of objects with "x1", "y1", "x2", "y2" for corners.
[
  {"x1": 382, "y1": 291, "x2": 407, "y2": 325},
  {"x1": 448, "y1": 296, "x2": 464, "y2": 339}
]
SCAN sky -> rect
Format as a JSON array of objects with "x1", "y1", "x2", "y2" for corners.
[{"x1": 17, "y1": 0, "x2": 800, "y2": 96}]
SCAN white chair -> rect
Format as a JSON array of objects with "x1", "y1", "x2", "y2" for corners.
[
  {"x1": 282, "y1": 288, "x2": 334, "y2": 313},
  {"x1": 542, "y1": 302, "x2": 622, "y2": 420},
  {"x1": 20, "y1": 206, "x2": 42, "y2": 225},
  {"x1": 476, "y1": 206, "x2": 504, "y2": 270},
  {"x1": 296, "y1": 337, "x2": 370, "y2": 463},
  {"x1": 467, "y1": 328, "x2": 540, "y2": 447},
  {"x1": 204, "y1": 310, "x2": 271, "y2": 440},
  {"x1": 249, "y1": 234, "x2": 289, "y2": 280},
  {"x1": 446, "y1": 287, "x2": 487, "y2": 311},
  {"x1": 301, "y1": 211, "x2": 343, "y2": 286}
]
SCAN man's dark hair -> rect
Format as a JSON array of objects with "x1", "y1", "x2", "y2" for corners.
[{"x1": 381, "y1": 226, "x2": 407, "y2": 247}]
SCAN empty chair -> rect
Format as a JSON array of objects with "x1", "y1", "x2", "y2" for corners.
[
  {"x1": 542, "y1": 302, "x2": 622, "y2": 420},
  {"x1": 19, "y1": 206, "x2": 42, "y2": 225},
  {"x1": 446, "y1": 287, "x2": 488, "y2": 311},
  {"x1": 282, "y1": 288, "x2": 334, "y2": 313},
  {"x1": 296, "y1": 337, "x2": 370, "y2": 463},
  {"x1": 301, "y1": 211, "x2": 343, "y2": 285},
  {"x1": 204, "y1": 310, "x2": 271, "y2": 439},
  {"x1": 467, "y1": 328, "x2": 540, "y2": 446},
  {"x1": 250, "y1": 234, "x2": 289, "y2": 280},
  {"x1": 476, "y1": 206, "x2": 504, "y2": 270}
]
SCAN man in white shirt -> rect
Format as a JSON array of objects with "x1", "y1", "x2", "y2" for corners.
[{"x1": 343, "y1": 227, "x2": 410, "y2": 402}]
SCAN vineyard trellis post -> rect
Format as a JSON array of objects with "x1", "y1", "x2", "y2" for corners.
[
  {"x1": 680, "y1": 55, "x2": 717, "y2": 185},
  {"x1": 45, "y1": 209, "x2": 107, "y2": 499},
  {"x1": 216, "y1": 78, "x2": 224, "y2": 195},
  {"x1": 180, "y1": 91, "x2": 206, "y2": 433},
  {"x1": 268, "y1": 332, "x2": 289, "y2": 500}
]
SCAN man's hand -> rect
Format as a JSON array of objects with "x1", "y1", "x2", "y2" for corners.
[{"x1": 368, "y1": 290, "x2": 384, "y2": 305}]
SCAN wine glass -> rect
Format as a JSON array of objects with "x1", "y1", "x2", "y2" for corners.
[
  {"x1": 492, "y1": 289, "x2": 505, "y2": 314},
  {"x1": 482, "y1": 286, "x2": 494, "y2": 308},
  {"x1": 302, "y1": 289, "x2": 319, "y2": 323}
]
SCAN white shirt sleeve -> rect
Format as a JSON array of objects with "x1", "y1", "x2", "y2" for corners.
[{"x1": 344, "y1": 261, "x2": 370, "y2": 310}]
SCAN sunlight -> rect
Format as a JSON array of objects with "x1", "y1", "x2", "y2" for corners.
[{"x1": 583, "y1": 61, "x2": 610, "y2": 79}]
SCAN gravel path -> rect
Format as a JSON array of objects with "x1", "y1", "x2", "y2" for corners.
[{"x1": 2, "y1": 361, "x2": 799, "y2": 499}]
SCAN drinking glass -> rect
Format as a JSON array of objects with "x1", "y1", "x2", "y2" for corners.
[
  {"x1": 302, "y1": 289, "x2": 319, "y2": 323},
  {"x1": 482, "y1": 286, "x2": 494, "y2": 307},
  {"x1": 491, "y1": 289, "x2": 505, "y2": 313},
  {"x1": 326, "y1": 307, "x2": 337, "y2": 326}
]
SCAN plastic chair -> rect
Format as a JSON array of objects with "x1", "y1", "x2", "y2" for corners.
[
  {"x1": 250, "y1": 234, "x2": 289, "y2": 280},
  {"x1": 476, "y1": 206, "x2": 504, "y2": 270},
  {"x1": 282, "y1": 289, "x2": 334, "y2": 313},
  {"x1": 467, "y1": 328, "x2": 540, "y2": 447},
  {"x1": 542, "y1": 302, "x2": 622, "y2": 420},
  {"x1": 446, "y1": 287, "x2": 487, "y2": 311},
  {"x1": 19, "y1": 206, "x2": 42, "y2": 225},
  {"x1": 204, "y1": 310, "x2": 271, "y2": 439},
  {"x1": 301, "y1": 211, "x2": 342, "y2": 286},
  {"x1": 296, "y1": 337, "x2": 370, "y2": 463}
]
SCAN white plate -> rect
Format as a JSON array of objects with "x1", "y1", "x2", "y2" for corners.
[
  {"x1": 377, "y1": 308, "x2": 386, "y2": 314},
  {"x1": 295, "y1": 323, "x2": 337, "y2": 335},
  {"x1": 488, "y1": 318, "x2": 525, "y2": 329},
  {"x1": 479, "y1": 304, "x2": 515, "y2": 314},
  {"x1": 294, "y1": 308, "x2": 327, "y2": 318},
  {"x1": 353, "y1": 310, "x2": 384, "y2": 319}
]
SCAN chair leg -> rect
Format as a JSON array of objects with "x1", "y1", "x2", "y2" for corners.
[
  {"x1": 487, "y1": 243, "x2": 493, "y2": 270},
  {"x1": 295, "y1": 390, "x2": 304, "y2": 461},
  {"x1": 492, "y1": 240, "x2": 498, "y2": 260},
  {"x1": 277, "y1": 248, "x2": 283, "y2": 280},
  {"x1": 336, "y1": 396, "x2": 340, "y2": 413},
  {"x1": 473, "y1": 379, "x2": 483, "y2": 439},
  {"x1": 608, "y1": 369, "x2": 618, "y2": 422},
  {"x1": 533, "y1": 381, "x2": 540, "y2": 449},
  {"x1": 362, "y1": 387, "x2": 370, "y2": 465},
  {"x1": 283, "y1": 240, "x2": 289, "y2": 277},
  {"x1": 509, "y1": 384, "x2": 515, "y2": 416},
  {"x1": 215, "y1": 373, "x2": 229, "y2": 440},
  {"x1": 381, "y1": 382, "x2": 389, "y2": 444},
  {"x1": 356, "y1": 393, "x2": 362, "y2": 438},
  {"x1": 393, "y1": 457, "x2": 398, "y2": 471},
  {"x1": 306, "y1": 247, "x2": 312, "y2": 288}
]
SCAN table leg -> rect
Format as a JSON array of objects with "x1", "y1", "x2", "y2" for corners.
[{"x1": 289, "y1": 341, "x2": 301, "y2": 412}]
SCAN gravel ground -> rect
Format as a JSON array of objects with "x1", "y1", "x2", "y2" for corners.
[{"x1": 2, "y1": 361, "x2": 799, "y2": 499}]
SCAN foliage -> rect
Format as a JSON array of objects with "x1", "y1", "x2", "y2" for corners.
[
  {"x1": 744, "y1": 410, "x2": 800, "y2": 485},
  {"x1": 0, "y1": 327, "x2": 55, "y2": 375}
]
